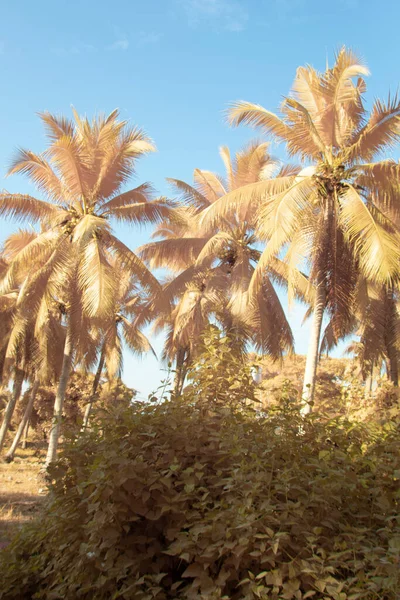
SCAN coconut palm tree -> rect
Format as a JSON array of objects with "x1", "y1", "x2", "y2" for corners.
[
  {"x1": 4, "y1": 378, "x2": 40, "y2": 462},
  {"x1": 81, "y1": 261, "x2": 154, "y2": 429},
  {"x1": 0, "y1": 270, "x2": 67, "y2": 457},
  {"x1": 0, "y1": 248, "x2": 32, "y2": 453},
  {"x1": 0, "y1": 109, "x2": 173, "y2": 465},
  {"x1": 3, "y1": 283, "x2": 69, "y2": 462},
  {"x1": 139, "y1": 142, "x2": 308, "y2": 392},
  {"x1": 352, "y1": 282, "x2": 400, "y2": 388},
  {"x1": 201, "y1": 48, "x2": 400, "y2": 411}
]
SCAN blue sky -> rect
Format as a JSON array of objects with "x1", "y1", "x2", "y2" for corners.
[{"x1": 0, "y1": 0, "x2": 399, "y2": 398}]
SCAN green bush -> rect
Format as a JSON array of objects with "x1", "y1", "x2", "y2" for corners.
[{"x1": 0, "y1": 332, "x2": 399, "y2": 599}]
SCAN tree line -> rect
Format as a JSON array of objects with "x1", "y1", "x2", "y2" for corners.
[{"x1": 1, "y1": 47, "x2": 400, "y2": 467}]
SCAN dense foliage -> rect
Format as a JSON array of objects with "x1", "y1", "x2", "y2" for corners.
[{"x1": 1, "y1": 333, "x2": 399, "y2": 600}]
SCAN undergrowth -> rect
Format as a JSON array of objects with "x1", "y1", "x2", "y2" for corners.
[{"x1": 0, "y1": 329, "x2": 399, "y2": 599}]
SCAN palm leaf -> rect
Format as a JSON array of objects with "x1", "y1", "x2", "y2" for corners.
[
  {"x1": 282, "y1": 97, "x2": 327, "y2": 157},
  {"x1": 219, "y1": 146, "x2": 234, "y2": 190},
  {"x1": 0, "y1": 193, "x2": 57, "y2": 223},
  {"x1": 8, "y1": 149, "x2": 66, "y2": 203},
  {"x1": 228, "y1": 101, "x2": 289, "y2": 140},
  {"x1": 78, "y1": 237, "x2": 117, "y2": 318},
  {"x1": 39, "y1": 112, "x2": 74, "y2": 142},
  {"x1": 193, "y1": 169, "x2": 226, "y2": 203},
  {"x1": 95, "y1": 127, "x2": 155, "y2": 199},
  {"x1": 167, "y1": 178, "x2": 210, "y2": 211},
  {"x1": 338, "y1": 184, "x2": 400, "y2": 282},
  {"x1": 348, "y1": 94, "x2": 400, "y2": 160},
  {"x1": 120, "y1": 317, "x2": 156, "y2": 357},
  {"x1": 106, "y1": 197, "x2": 177, "y2": 226},
  {"x1": 199, "y1": 175, "x2": 297, "y2": 229},
  {"x1": 2, "y1": 229, "x2": 37, "y2": 260},
  {"x1": 99, "y1": 183, "x2": 155, "y2": 212},
  {"x1": 48, "y1": 134, "x2": 86, "y2": 200},
  {"x1": 138, "y1": 237, "x2": 208, "y2": 271},
  {"x1": 105, "y1": 234, "x2": 161, "y2": 294}
]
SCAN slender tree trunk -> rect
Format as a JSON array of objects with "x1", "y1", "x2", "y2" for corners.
[
  {"x1": 371, "y1": 360, "x2": 380, "y2": 397},
  {"x1": 173, "y1": 347, "x2": 186, "y2": 396},
  {"x1": 22, "y1": 419, "x2": 29, "y2": 449},
  {"x1": 301, "y1": 276, "x2": 326, "y2": 414},
  {"x1": 44, "y1": 324, "x2": 74, "y2": 468},
  {"x1": 387, "y1": 350, "x2": 398, "y2": 386},
  {"x1": 81, "y1": 345, "x2": 106, "y2": 431},
  {"x1": 364, "y1": 360, "x2": 374, "y2": 399},
  {"x1": 384, "y1": 286, "x2": 398, "y2": 386},
  {"x1": 179, "y1": 351, "x2": 190, "y2": 395},
  {"x1": 0, "y1": 366, "x2": 25, "y2": 453},
  {"x1": 5, "y1": 378, "x2": 39, "y2": 462}
]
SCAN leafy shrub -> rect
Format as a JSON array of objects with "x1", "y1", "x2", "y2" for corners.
[{"x1": 0, "y1": 332, "x2": 399, "y2": 599}]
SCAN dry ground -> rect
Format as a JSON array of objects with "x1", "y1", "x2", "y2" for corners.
[{"x1": 0, "y1": 445, "x2": 46, "y2": 549}]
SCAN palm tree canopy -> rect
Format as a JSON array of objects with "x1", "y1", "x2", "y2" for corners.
[
  {"x1": 0, "y1": 109, "x2": 176, "y2": 320},
  {"x1": 139, "y1": 141, "x2": 306, "y2": 359},
  {"x1": 199, "y1": 49, "x2": 400, "y2": 355}
]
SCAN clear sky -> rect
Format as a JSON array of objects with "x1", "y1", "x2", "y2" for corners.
[{"x1": 0, "y1": 0, "x2": 399, "y2": 398}]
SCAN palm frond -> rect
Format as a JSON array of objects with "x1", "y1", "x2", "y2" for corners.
[
  {"x1": 282, "y1": 97, "x2": 328, "y2": 158},
  {"x1": 104, "y1": 323, "x2": 123, "y2": 379},
  {"x1": 193, "y1": 169, "x2": 226, "y2": 203},
  {"x1": 39, "y1": 111, "x2": 74, "y2": 142},
  {"x1": 72, "y1": 214, "x2": 111, "y2": 245},
  {"x1": 291, "y1": 65, "x2": 324, "y2": 118},
  {"x1": 166, "y1": 178, "x2": 210, "y2": 211},
  {"x1": 245, "y1": 277, "x2": 294, "y2": 357},
  {"x1": 138, "y1": 237, "x2": 208, "y2": 271},
  {"x1": 2, "y1": 229, "x2": 37, "y2": 260},
  {"x1": 348, "y1": 93, "x2": 400, "y2": 160},
  {"x1": 78, "y1": 238, "x2": 116, "y2": 318},
  {"x1": 195, "y1": 231, "x2": 232, "y2": 265},
  {"x1": 0, "y1": 229, "x2": 62, "y2": 295},
  {"x1": 0, "y1": 193, "x2": 57, "y2": 223},
  {"x1": 338, "y1": 184, "x2": 400, "y2": 282},
  {"x1": 8, "y1": 149, "x2": 66, "y2": 203},
  {"x1": 199, "y1": 175, "x2": 297, "y2": 229},
  {"x1": 105, "y1": 234, "x2": 161, "y2": 294},
  {"x1": 99, "y1": 182, "x2": 155, "y2": 212},
  {"x1": 228, "y1": 101, "x2": 289, "y2": 140},
  {"x1": 219, "y1": 146, "x2": 234, "y2": 190},
  {"x1": 95, "y1": 126, "x2": 155, "y2": 199},
  {"x1": 48, "y1": 134, "x2": 86, "y2": 200},
  {"x1": 120, "y1": 317, "x2": 156, "y2": 357},
  {"x1": 106, "y1": 197, "x2": 177, "y2": 226}
]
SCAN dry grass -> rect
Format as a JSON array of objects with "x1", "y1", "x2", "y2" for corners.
[{"x1": 0, "y1": 445, "x2": 46, "y2": 549}]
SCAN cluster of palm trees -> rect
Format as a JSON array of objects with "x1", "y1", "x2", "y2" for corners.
[{"x1": 1, "y1": 48, "x2": 400, "y2": 466}]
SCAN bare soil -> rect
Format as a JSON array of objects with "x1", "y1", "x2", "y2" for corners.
[{"x1": 0, "y1": 445, "x2": 46, "y2": 549}]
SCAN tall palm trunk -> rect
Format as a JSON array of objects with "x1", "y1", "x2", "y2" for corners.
[
  {"x1": 44, "y1": 324, "x2": 74, "y2": 468},
  {"x1": 384, "y1": 286, "x2": 398, "y2": 386},
  {"x1": 387, "y1": 348, "x2": 398, "y2": 386},
  {"x1": 0, "y1": 365, "x2": 25, "y2": 453},
  {"x1": 173, "y1": 347, "x2": 186, "y2": 396},
  {"x1": 301, "y1": 275, "x2": 326, "y2": 414},
  {"x1": 5, "y1": 378, "x2": 39, "y2": 462},
  {"x1": 81, "y1": 344, "x2": 106, "y2": 431},
  {"x1": 22, "y1": 419, "x2": 30, "y2": 449},
  {"x1": 364, "y1": 360, "x2": 374, "y2": 399},
  {"x1": 179, "y1": 356, "x2": 190, "y2": 395}
]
